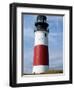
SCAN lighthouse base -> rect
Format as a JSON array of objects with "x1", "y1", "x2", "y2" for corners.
[{"x1": 32, "y1": 65, "x2": 49, "y2": 74}]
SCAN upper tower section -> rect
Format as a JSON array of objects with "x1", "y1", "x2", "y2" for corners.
[{"x1": 34, "y1": 15, "x2": 49, "y2": 32}]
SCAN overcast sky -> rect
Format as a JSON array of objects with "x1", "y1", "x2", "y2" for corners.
[{"x1": 22, "y1": 14, "x2": 63, "y2": 74}]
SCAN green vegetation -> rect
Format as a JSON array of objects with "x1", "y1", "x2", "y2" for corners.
[
  {"x1": 23, "y1": 70, "x2": 63, "y2": 75},
  {"x1": 43, "y1": 70, "x2": 63, "y2": 74}
]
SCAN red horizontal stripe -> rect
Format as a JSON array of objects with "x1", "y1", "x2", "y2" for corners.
[{"x1": 33, "y1": 45, "x2": 49, "y2": 65}]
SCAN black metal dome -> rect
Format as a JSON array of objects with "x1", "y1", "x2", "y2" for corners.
[
  {"x1": 37, "y1": 15, "x2": 47, "y2": 22},
  {"x1": 34, "y1": 15, "x2": 49, "y2": 32}
]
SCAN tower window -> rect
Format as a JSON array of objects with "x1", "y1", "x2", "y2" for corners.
[{"x1": 45, "y1": 33, "x2": 47, "y2": 37}]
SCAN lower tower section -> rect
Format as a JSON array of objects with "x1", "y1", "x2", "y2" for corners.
[{"x1": 33, "y1": 45, "x2": 49, "y2": 73}]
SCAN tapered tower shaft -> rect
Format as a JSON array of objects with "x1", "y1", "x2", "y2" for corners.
[{"x1": 32, "y1": 15, "x2": 49, "y2": 74}]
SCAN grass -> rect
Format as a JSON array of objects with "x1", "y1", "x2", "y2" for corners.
[
  {"x1": 23, "y1": 69, "x2": 63, "y2": 75},
  {"x1": 43, "y1": 69, "x2": 63, "y2": 74}
]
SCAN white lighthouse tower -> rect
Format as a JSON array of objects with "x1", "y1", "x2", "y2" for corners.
[{"x1": 32, "y1": 15, "x2": 49, "y2": 74}]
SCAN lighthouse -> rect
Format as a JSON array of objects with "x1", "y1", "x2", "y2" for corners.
[{"x1": 32, "y1": 15, "x2": 49, "y2": 74}]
